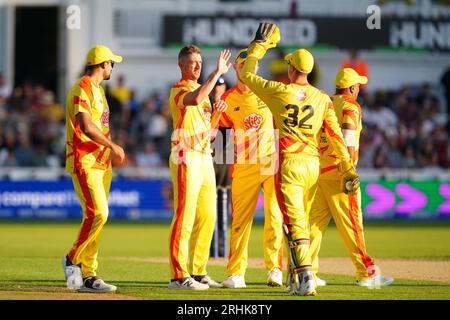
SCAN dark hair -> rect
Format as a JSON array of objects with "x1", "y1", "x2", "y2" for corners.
[
  {"x1": 84, "y1": 62, "x2": 107, "y2": 74},
  {"x1": 85, "y1": 64, "x2": 98, "y2": 73},
  {"x1": 178, "y1": 45, "x2": 201, "y2": 61}
]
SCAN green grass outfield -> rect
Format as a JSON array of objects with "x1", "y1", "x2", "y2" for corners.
[{"x1": 0, "y1": 220, "x2": 449, "y2": 300}]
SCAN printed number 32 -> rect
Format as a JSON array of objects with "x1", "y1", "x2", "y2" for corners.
[{"x1": 284, "y1": 104, "x2": 314, "y2": 129}]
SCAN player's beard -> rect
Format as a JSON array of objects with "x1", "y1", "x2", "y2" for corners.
[{"x1": 104, "y1": 72, "x2": 111, "y2": 81}]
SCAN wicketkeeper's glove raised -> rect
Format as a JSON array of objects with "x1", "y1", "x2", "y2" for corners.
[
  {"x1": 247, "y1": 22, "x2": 281, "y2": 60},
  {"x1": 337, "y1": 161, "x2": 360, "y2": 194}
]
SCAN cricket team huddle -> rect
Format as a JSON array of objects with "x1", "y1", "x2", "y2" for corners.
[{"x1": 62, "y1": 22, "x2": 393, "y2": 296}]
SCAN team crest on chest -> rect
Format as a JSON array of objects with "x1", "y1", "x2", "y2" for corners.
[
  {"x1": 101, "y1": 109, "x2": 110, "y2": 127},
  {"x1": 244, "y1": 113, "x2": 263, "y2": 133},
  {"x1": 296, "y1": 89, "x2": 306, "y2": 102}
]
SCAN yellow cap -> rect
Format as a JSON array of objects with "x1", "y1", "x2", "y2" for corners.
[
  {"x1": 86, "y1": 45, "x2": 123, "y2": 66},
  {"x1": 284, "y1": 49, "x2": 314, "y2": 74},
  {"x1": 335, "y1": 68, "x2": 368, "y2": 89},
  {"x1": 235, "y1": 49, "x2": 248, "y2": 64}
]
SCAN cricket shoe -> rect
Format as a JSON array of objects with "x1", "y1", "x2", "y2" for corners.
[
  {"x1": 356, "y1": 275, "x2": 394, "y2": 288},
  {"x1": 78, "y1": 276, "x2": 117, "y2": 293},
  {"x1": 222, "y1": 275, "x2": 246, "y2": 288},
  {"x1": 193, "y1": 275, "x2": 223, "y2": 288},
  {"x1": 289, "y1": 270, "x2": 317, "y2": 296},
  {"x1": 62, "y1": 255, "x2": 83, "y2": 289},
  {"x1": 315, "y1": 276, "x2": 327, "y2": 287},
  {"x1": 285, "y1": 269, "x2": 299, "y2": 294},
  {"x1": 168, "y1": 277, "x2": 209, "y2": 290},
  {"x1": 267, "y1": 268, "x2": 283, "y2": 287}
]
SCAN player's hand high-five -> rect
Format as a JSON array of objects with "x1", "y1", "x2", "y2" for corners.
[
  {"x1": 248, "y1": 22, "x2": 281, "y2": 60},
  {"x1": 216, "y1": 49, "x2": 232, "y2": 75}
]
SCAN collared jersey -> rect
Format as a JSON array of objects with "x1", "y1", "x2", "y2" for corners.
[
  {"x1": 169, "y1": 79, "x2": 213, "y2": 153},
  {"x1": 219, "y1": 86, "x2": 276, "y2": 163},
  {"x1": 65, "y1": 76, "x2": 111, "y2": 173},
  {"x1": 320, "y1": 94, "x2": 362, "y2": 179},
  {"x1": 239, "y1": 56, "x2": 351, "y2": 163}
]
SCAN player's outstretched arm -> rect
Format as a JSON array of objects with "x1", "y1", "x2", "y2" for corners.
[
  {"x1": 183, "y1": 50, "x2": 231, "y2": 106},
  {"x1": 247, "y1": 22, "x2": 281, "y2": 60},
  {"x1": 239, "y1": 22, "x2": 284, "y2": 104}
]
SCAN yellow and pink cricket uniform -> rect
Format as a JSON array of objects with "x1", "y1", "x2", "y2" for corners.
[
  {"x1": 65, "y1": 75, "x2": 112, "y2": 277},
  {"x1": 219, "y1": 86, "x2": 283, "y2": 276},
  {"x1": 168, "y1": 79, "x2": 217, "y2": 280},
  {"x1": 309, "y1": 94, "x2": 375, "y2": 280},
  {"x1": 240, "y1": 57, "x2": 351, "y2": 271}
]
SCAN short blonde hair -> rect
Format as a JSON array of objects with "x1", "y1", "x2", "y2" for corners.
[{"x1": 178, "y1": 45, "x2": 201, "y2": 61}]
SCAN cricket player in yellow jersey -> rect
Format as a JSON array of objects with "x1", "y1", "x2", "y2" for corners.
[
  {"x1": 167, "y1": 45, "x2": 231, "y2": 290},
  {"x1": 309, "y1": 68, "x2": 394, "y2": 287},
  {"x1": 63, "y1": 45, "x2": 125, "y2": 293},
  {"x1": 239, "y1": 23, "x2": 359, "y2": 296},
  {"x1": 217, "y1": 49, "x2": 283, "y2": 288}
]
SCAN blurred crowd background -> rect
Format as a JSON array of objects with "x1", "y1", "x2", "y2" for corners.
[{"x1": 1, "y1": 56, "x2": 449, "y2": 170}]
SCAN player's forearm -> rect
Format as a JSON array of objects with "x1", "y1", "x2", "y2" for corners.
[
  {"x1": 81, "y1": 122, "x2": 113, "y2": 149},
  {"x1": 239, "y1": 56, "x2": 262, "y2": 91},
  {"x1": 342, "y1": 124, "x2": 356, "y2": 163},
  {"x1": 209, "y1": 111, "x2": 222, "y2": 141},
  {"x1": 184, "y1": 69, "x2": 222, "y2": 106},
  {"x1": 324, "y1": 121, "x2": 351, "y2": 163},
  {"x1": 347, "y1": 146, "x2": 356, "y2": 163}
]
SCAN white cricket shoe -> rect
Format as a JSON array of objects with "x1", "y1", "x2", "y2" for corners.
[
  {"x1": 222, "y1": 275, "x2": 246, "y2": 288},
  {"x1": 168, "y1": 277, "x2": 209, "y2": 290},
  {"x1": 356, "y1": 275, "x2": 394, "y2": 288},
  {"x1": 193, "y1": 275, "x2": 223, "y2": 288},
  {"x1": 62, "y1": 255, "x2": 83, "y2": 289},
  {"x1": 78, "y1": 276, "x2": 117, "y2": 293},
  {"x1": 267, "y1": 268, "x2": 283, "y2": 287},
  {"x1": 289, "y1": 270, "x2": 317, "y2": 296},
  {"x1": 315, "y1": 276, "x2": 327, "y2": 287}
]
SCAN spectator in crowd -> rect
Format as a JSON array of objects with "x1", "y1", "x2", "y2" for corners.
[
  {"x1": 0, "y1": 73, "x2": 11, "y2": 98},
  {"x1": 135, "y1": 140, "x2": 162, "y2": 168},
  {"x1": 440, "y1": 66, "x2": 450, "y2": 131},
  {"x1": 122, "y1": 90, "x2": 140, "y2": 128},
  {"x1": 0, "y1": 73, "x2": 11, "y2": 120},
  {"x1": 341, "y1": 49, "x2": 369, "y2": 92},
  {"x1": 111, "y1": 74, "x2": 131, "y2": 106},
  {"x1": 363, "y1": 92, "x2": 398, "y2": 139},
  {"x1": 0, "y1": 148, "x2": 17, "y2": 167},
  {"x1": 151, "y1": 91, "x2": 164, "y2": 112},
  {"x1": 403, "y1": 146, "x2": 417, "y2": 169}
]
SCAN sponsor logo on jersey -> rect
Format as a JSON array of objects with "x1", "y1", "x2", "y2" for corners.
[
  {"x1": 243, "y1": 113, "x2": 263, "y2": 133},
  {"x1": 234, "y1": 106, "x2": 240, "y2": 112}
]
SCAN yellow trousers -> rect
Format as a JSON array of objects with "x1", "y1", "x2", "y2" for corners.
[
  {"x1": 309, "y1": 179, "x2": 375, "y2": 280},
  {"x1": 227, "y1": 163, "x2": 283, "y2": 276},
  {"x1": 168, "y1": 150, "x2": 216, "y2": 280},
  {"x1": 69, "y1": 168, "x2": 112, "y2": 278},
  {"x1": 275, "y1": 155, "x2": 320, "y2": 270}
]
